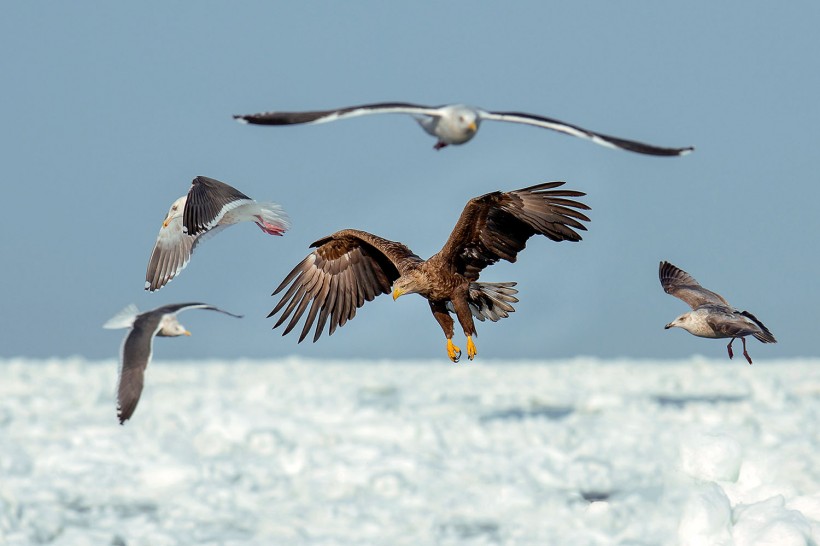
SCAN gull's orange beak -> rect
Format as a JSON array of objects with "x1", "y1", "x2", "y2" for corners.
[{"x1": 392, "y1": 287, "x2": 404, "y2": 301}]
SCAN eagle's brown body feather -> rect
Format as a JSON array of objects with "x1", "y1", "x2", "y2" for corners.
[{"x1": 269, "y1": 182, "x2": 591, "y2": 360}]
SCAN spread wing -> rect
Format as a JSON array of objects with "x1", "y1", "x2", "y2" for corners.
[
  {"x1": 151, "y1": 302, "x2": 244, "y2": 319},
  {"x1": 116, "y1": 312, "x2": 163, "y2": 424},
  {"x1": 659, "y1": 261, "x2": 729, "y2": 309},
  {"x1": 269, "y1": 229, "x2": 422, "y2": 343},
  {"x1": 480, "y1": 110, "x2": 694, "y2": 156},
  {"x1": 436, "y1": 181, "x2": 590, "y2": 280},
  {"x1": 183, "y1": 176, "x2": 254, "y2": 236},
  {"x1": 145, "y1": 215, "x2": 196, "y2": 291},
  {"x1": 144, "y1": 215, "x2": 228, "y2": 291},
  {"x1": 233, "y1": 102, "x2": 443, "y2": 126}
]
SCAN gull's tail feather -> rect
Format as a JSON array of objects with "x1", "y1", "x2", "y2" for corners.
[
  {"x1": 741, "y1": 310, "x2": 777, "y2": 343},
  {"x1": 103, "y1": 304, "x2": 139, "y2": 330},
  {"x1": 448, "y1": 282, "x2": 519, "y2": 323}
]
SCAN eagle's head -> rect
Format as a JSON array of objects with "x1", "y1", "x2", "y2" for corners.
[{"x1": 392, "y1": 272, "x2": 426, "y2": 300}]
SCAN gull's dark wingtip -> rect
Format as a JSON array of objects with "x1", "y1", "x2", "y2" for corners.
[{"x1": 645, "y1": 144, "x2": 695, "y2": 157}]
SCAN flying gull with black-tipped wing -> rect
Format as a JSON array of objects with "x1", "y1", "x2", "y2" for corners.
[
  {"x1": 145, "y1": 175, "x2": 290, "y2": 291},
  {"x1": 234, "y1": 102, "x2": 693, "y2": 155},
  {"x1": 103, "y1": 302, "x2": 242, "y2": 424}
]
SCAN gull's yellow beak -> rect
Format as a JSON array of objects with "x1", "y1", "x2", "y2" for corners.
[
  {"x1": 392, "y1": 287, "x2": 404, "y2": 301},
  {"x1": 183, "y1": 330, "x2": 191, "y2": 336},
  {"x1": 163, "y1": 217, "x2": 172, "y2": 228},
  {"x1": 468, "y1": 121, "x2": 477, "y2": 132}
]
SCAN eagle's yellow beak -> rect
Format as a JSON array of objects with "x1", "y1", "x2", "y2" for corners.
[{"x1": 392, "y1": 287, "x2": 404, "y2": 301}]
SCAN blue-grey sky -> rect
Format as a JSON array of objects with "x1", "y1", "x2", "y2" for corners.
[{"x1": 2, "y1": 2, "x2": 818, "y2": 361}]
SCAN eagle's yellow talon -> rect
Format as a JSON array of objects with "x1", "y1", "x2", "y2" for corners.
[
  {"x1": 447, "y1": 339, "x2": 462, "y2": 363},
  {"x1": 466, "y1": 336, "x2": 477, "y2": 360}
]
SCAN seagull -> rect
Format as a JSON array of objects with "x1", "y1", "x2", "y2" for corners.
[
  {"x1": 233, "y1": 102, "x2": 694, "y2": 156},
  {"x1": 145, "y1": 175, "x2": 290, "y2": 291},
  {"x1": 103, "y1": 302, "x2": 242, "y2": 424},
  {"x1": 659, "y1": 261, "x2": 776, "y2": 364}
]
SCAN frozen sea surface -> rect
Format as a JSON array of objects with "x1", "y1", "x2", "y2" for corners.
[{"x1": 0, "y1": 357, "x2": 818, "y2": 545}]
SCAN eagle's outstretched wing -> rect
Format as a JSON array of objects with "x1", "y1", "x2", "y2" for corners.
[
  {"x1": 270, "y1": 229, "x2": 422, "y2": 342},
  {"x1": 436, "y1": 181, "x2": 590, "y2": 280}
]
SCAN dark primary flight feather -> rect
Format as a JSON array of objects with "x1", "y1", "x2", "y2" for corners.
[
  {"x1": 659, "y1": 261, "x2": 729, "y2": 309},
  {"x1": 233, "y1": 102, "x2": 440, "y2": 125},
  {"x1": 438, "y1": 182, "x2": 590, "y2": 280},
  {"x1": 269, "y1": 231, "x2": 421, "y2": 343},
  {"x1": 483, "y1": 111, "x2": 693, "y2": 157},
  {"x1": 183, "y1": 176, "x2": 253, "y2": 236},
  {"x1": 737, "y1": 310, "x2": 777, "y2": 343}
]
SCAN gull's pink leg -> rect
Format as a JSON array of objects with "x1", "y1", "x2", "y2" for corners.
[
  {"x1": 433, "y1": 141, "x2": 448, "y2": 150},
  {"x1": 741, "y1": 337, "x2": 753, "y2": 365},
  {"x1": 726, "y1": 338, "x2": 735, "y2": 360},
  {"x1": 256, "y1": 217, "x2": 285, "y2": 236}
]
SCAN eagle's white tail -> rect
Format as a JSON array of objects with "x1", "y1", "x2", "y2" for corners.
[{"x1": 447, "y1": 282, "x2": 519, "y2": 322}]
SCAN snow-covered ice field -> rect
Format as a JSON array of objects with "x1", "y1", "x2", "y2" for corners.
[{"x1": 0, "y1": 357, "x2": 818, "y2": 545}]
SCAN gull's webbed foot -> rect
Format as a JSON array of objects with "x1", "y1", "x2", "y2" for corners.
[
  {"x1": 726, "y1": 338, "x2": 735, "y2": 360},
  {"x1": 466, "y1": 336, "x2": 477, "y2": 361},
  {"x1": 446, "y1": 339, "x2": 461, "y2": 363},
  {"x1": 741, "y1": 337, "x2": 753, "y2": 365},
  {"x1": 433, "y1": 141, "x2": 449, "y2": 151},
  {"x1": 256, "y1": 218, "x2": 285, "y2": 236}
]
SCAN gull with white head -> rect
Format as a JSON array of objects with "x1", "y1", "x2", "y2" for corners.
[
  {"x1": 234, "y1": 102, "x2": 694, "y2": 155},
  {"x1": 145, "y1": 175, "x2": 290, "y2": 291},
  {"x1": 103, "y1": 302, "x2": 242, "y2": 424}
]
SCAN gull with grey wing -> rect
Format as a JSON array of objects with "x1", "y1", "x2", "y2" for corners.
[
  {"x1": 145, "y1": 175, "x2": 290, "y2": 291},
  {"x1": 234, "y1": 102, "x2": 693, "y2": 155},
  {"x1": 660, "y1": 261, "x2": 776, "y2": 364},
  {"x1": 103, "y1": 302, "x2": 242, "y2": 424}
]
